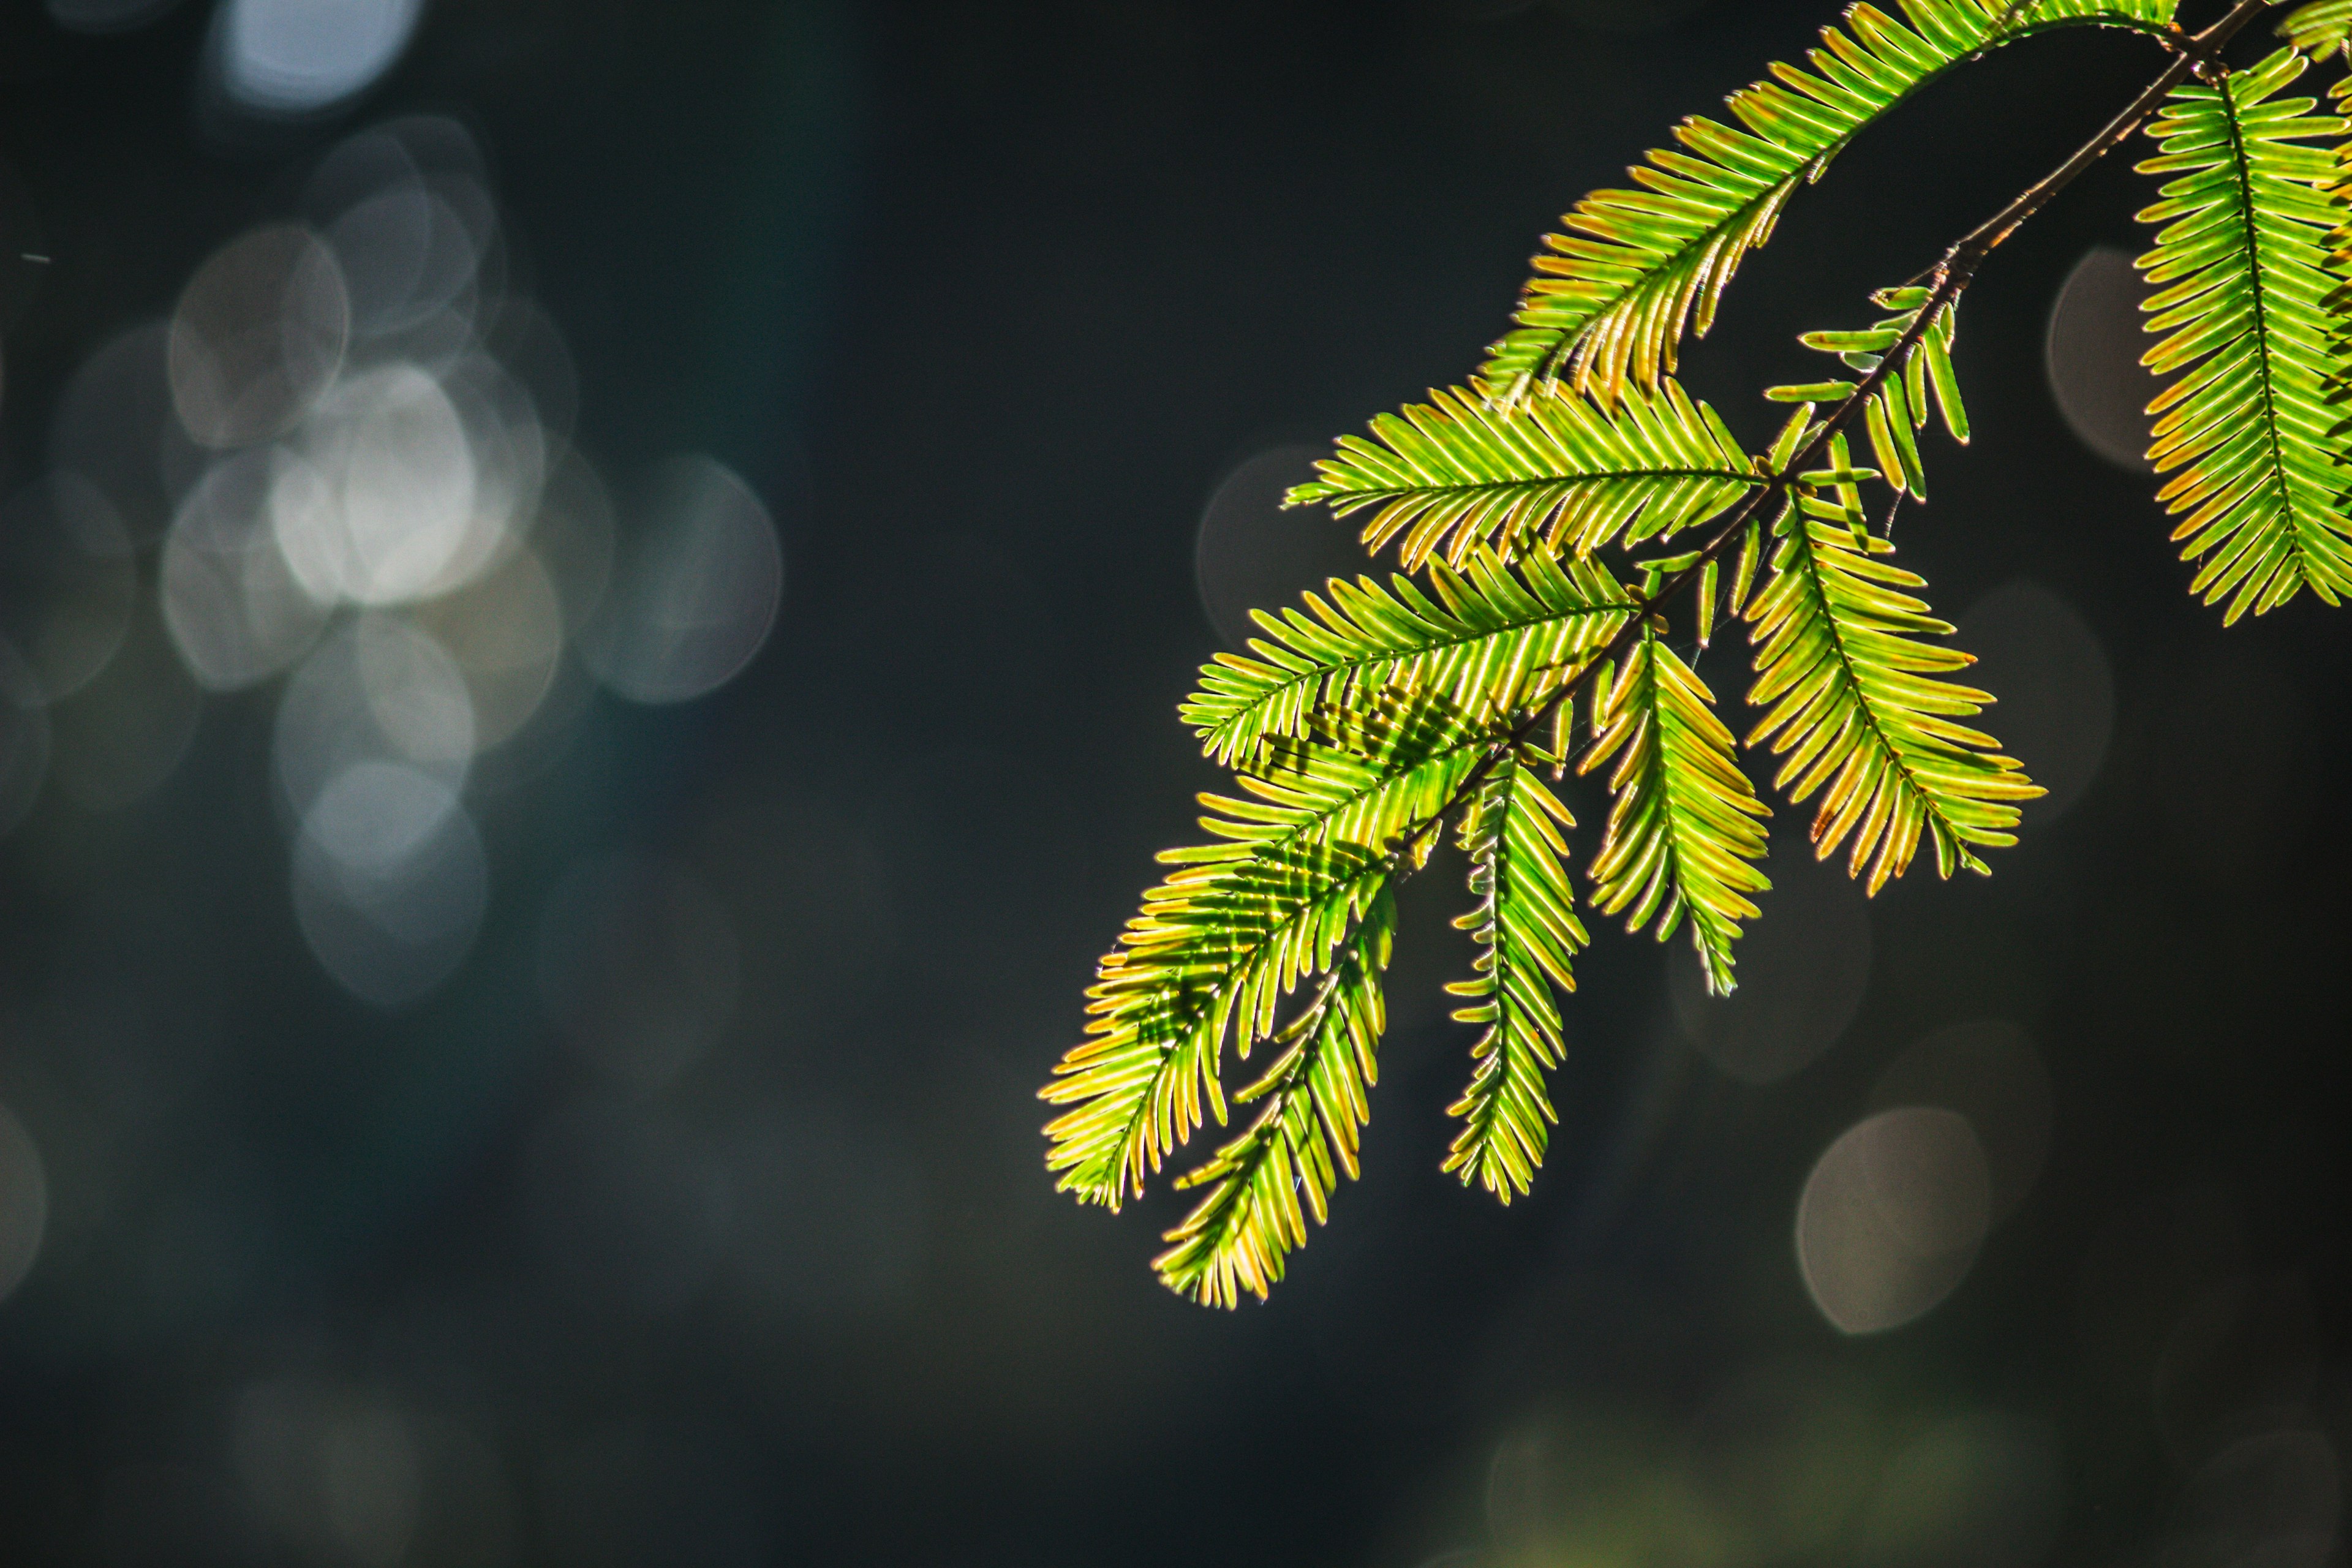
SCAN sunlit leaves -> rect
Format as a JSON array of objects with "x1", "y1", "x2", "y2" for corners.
[
  {"x1": 1744, "y1": 455, "x2": 2041, "y2": 891},
  {"x1": 1477, "y1": 0, "x2": 2182, "y2": 402},
  {"x1": 1042, "y1": 698, "x2": 1487, "y2": 1207},
  {"x1": 1768, "y1": 287, "x2": 1970, "y2": 499},
  {"x1": 1581, "y1": 633, "x2": 1770, "y2": 997},
  {"x1": 1042, "y1": 839, "x2": 1389, "y2": 1210},
  {"x1": 2133, "y1": 47, "x2": 2352, "y2": 621},
  {"x1": 1154, "y1": 897, "x2": 1393, "y2": 1308},
  {"x1": 1182, "y1": 549, "x2": 1637, "y2": 767},
  {"x1": 2278, "y1": 0, "x2": 2352, "y2": 57},
  {"x1": 1033, "y1": 0, "x2": 2352, "y2": 1310},
  {"x1": 1442, "y1": 761, "x2": 1588, "y2": 1202},
  {"x1": 1285, "y1": 379, "x2": 1757, "y2": 571}
]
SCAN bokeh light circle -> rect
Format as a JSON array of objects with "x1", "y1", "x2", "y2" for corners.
[
  {"x1": 578, "y1": 456, "x2": 782, "y2": 704},
  {"x1": 162, "y1": 448, "x2": 334, "y2": 690},
  {"x1": 2046, "y1": 246, "x2": 2158, "y2": 472},
  {"x1": 292, "y1": 762, "x2": 488, "y2": 1006},
  {"x1": 218, "y1": 0, "x2": 426, "y2": 115},
  {"x1": 484, "y1": 300, "x2": 580, "y2": 458},
  {"x1": 168, "y1": 224, "x2": 349, "y2": 448},
  {"x1": 434, "y1": 352, "x2": 549, "y2": 590},
  {"x1": 532, "y1": 456, "x2": 619, "y2": 633},
  {"x1": 281, "y1": 362, "x2": 480, "y2": 606},
  {"x1": 412, "y1": 546, "x2": 565, "y2": 749},
  {"x1": 1796, "y1": 1107, "x2": 1991, "y2": 1335},
  {"x1": 328, "y1": 183, "x2": 483, "y2": 341},
  {"x1": 1194, "y1": 445, "x2": 1371, "y2": 649},
  {"x1": 275, "y1": 617, "x2": 475, "y2": 825}
]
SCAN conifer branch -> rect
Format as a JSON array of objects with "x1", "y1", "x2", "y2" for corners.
[
  {"x1": 1398, "y1": 0, "x2": 2277, "y2": 864},
  {"x1": 1050, "y1": 0, "x2": 2340, "y2": 1305},
  {"x1": 1485, "y1": 0, "x2": 2196, "y2": 402}
]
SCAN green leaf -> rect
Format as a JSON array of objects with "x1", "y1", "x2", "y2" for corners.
[
  {"x1": 2279, "y1": 1, "x2": 2352, "y2": 56},
  {"x1": 1183, "y1": 548, "x2": 1639, "y2": 767},
  {"x1": 1580, "y1": 632, "x2": 1771, "y2": 996},
  {"x1": 1773, "y1": 292, "x2": 1969, "y2": 500},
  {"x1": 1921, "y1": 309, "x2": 1970, "y2": 443},
  {"x1": 1743, "y1": 460, "x2": 2042, "y2": 892},
  {"x1": 1042, "y1": 698, "x2": 1487, "y2": 1207},
  {"x1": 1730, "y1": 516, "x2": 1765, "y2": 611},
  {"x1": 1443, "y1": 761, "x2": 1589, "y2": 1202},
  {"x1": 1286, "y1": 379, "x2": 1757, "y2": 571},
  {"x1": 1476, "y1": 0, "x2": 2182, "y2": 402},
  {"x1": 2132, "y1": 48, "x2": 2352, "y2": 623},
  {"x1": 1768, "y1": 380, "x2": 1858, "y2": 402},
  {"x1": 1153, "y1": 894, "x2": 1395, "y2": 1307}
]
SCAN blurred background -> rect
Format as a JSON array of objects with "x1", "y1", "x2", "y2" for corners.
[{"x1": 0, "y1": 0, "x2": 2343, "y2": 1563}]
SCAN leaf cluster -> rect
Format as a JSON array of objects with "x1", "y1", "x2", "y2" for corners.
[{"x1": 1047, "y1": 0, "x2": 2352, "y2": 1305}]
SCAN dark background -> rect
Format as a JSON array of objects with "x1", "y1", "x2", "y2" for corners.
[{"x1": 0, "y1": 0, "x2": 2344, "y2": 1564}]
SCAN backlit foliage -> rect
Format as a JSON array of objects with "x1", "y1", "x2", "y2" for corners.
[
  {"x1": 1046, "y1": 0, "x2": 2351, "y2": 1304},
  {"x1": 1477, "y1": 0, "x2": 2184, "y2": 402},
  {"x1": 1580, "y1": 633, "x2": 1772, "y2": 997},
  {"x1": 2135, "y1": 46, "x2": 2352, "y2": 618},
  {"x1": 1745, "y1": 436, "x2": 2040, "y2": 889},
  {"x1": 1441, "y1": 761, "x2": 1586, "y2": 1202},
  {"x1": 2280, "y1": 0, "x2": 2352, "y2": 55},
  {"x1": 1285, "y1": 379, "x2": 1758, "y2": 569}
]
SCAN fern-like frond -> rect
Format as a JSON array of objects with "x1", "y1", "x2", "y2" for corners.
[
  {"x1": 1284, "y1": 379, "x2": 1757, "y2": 570},
  {"x1": 2280, "y1": 1, "x2": 2352, "y2": 56},
  {"x1": 2134, "y1": 47, "x2": 2352, "y2": 622},
  {"x1": 1744, "y1": 447, "x2": 2041, "y2": 892},
  {"x1": 1042, "y1": 840, "x2": 1387, "y2": 1210},
  {"x1": 1580, "y1": 631, "x2": 1771, "y2": 996},
  {"x1": 1153, "y1": 895, "x2": 1394, "y2": 1307},
  {"x1": 1182, "y1": 549, "x2": 1638, "y2": 767},
  {"x1": 1042, "y1": 699, "x2": 1488, "y2": 1207},
  {"x1": 1479, "y1": 0, "x2": 2180, "y2": 401},
  {"x1": 1769, "y1": 287, "x2": 1970, "y2": 499},
  {"x1": 1443, "y1": 760, "x2": 1588, "y2": 1202}
]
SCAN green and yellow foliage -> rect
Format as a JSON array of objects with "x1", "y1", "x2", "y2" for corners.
[{"x1": 1045, "y1": 0, "x2": 2352, "y2": 1303}]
